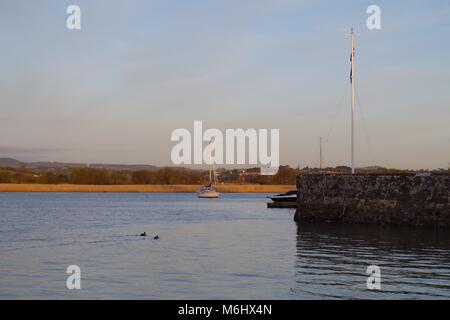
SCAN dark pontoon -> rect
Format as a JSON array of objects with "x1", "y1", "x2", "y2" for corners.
[{"x1": 268, "y1": 190, "x2": 297, "y2": 203}]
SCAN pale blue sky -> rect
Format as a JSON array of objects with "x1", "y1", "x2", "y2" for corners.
[{"x1": 1, "y1": 0, "x2": 449, "y2": 169}]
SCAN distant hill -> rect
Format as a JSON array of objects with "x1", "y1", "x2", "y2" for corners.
[
  {"x1": 0, "y1": 158, "x2": 158, "y2": 172},
  {"x1": 0, "y1": 158, "x2": 24, "y2": 168}
]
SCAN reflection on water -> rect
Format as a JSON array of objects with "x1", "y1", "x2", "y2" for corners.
[
  {"x1": 0, "y1": 192, "x2": 449, "y2": 299},
  {"x1": 294, "y1": 223, "x2": 450, "y2": 299}
]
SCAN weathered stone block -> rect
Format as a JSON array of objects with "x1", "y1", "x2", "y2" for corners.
[{"x1": 294, "y1": 174, "x2": 450, "y2": 227}]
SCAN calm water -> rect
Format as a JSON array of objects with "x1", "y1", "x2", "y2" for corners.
[{"x1": 0, "y1": 192, "x2": 449, "y2": 300}]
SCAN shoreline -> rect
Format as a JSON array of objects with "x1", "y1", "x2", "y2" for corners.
[{"x1": 0, "y1": 183, "x2": 295, "y2": 193}]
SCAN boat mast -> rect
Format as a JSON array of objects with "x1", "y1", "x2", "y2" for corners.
[
  {"x1": 209, "y1": 165, "x2": 212, "y2": 185},
  {"x1": 212, "y1": 164, "x2": 217, "y2": 187},
  {"x1": 207, "y1": 139, "x2": 213, "y2": 185},
  {"x1": 350, "y1": 27, "x2": 356, "y2": 174},
  {"x1": 319, "y1": 136, "x2": 323, "y2": 172}
]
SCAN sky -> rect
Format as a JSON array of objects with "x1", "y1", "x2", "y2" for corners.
[{"x1": 0, "y1": 0, "x2": 449, "y2": 169}]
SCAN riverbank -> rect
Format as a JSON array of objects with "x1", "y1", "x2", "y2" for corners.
[{"x1": 0, "y1": 183, "x2": 295, "y2": 193}]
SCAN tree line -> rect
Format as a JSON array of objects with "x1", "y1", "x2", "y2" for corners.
[
  {"x1": 3, "y1": 164, "x2": 442, "y2": 185},
  {"x1": 0, "y1": 165, "x2": 300, "y2": 185},
  {"x1": 0, "y1": 166, "x2": 204, "y2": 185}
]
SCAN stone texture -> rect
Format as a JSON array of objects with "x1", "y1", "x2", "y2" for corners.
[{"x1": 294, "y1": 174, "x2": 450, "y2": 227}]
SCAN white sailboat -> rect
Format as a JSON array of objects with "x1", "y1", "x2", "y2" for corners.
[
  {"x1": 198, "y1": 140, "x2": 220, "y2": 198},
  {"x1": 197, "y1": 163, "x2": 220, "y2": 198}
]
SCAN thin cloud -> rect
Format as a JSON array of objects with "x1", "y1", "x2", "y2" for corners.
[{"x1": 0, "y1": 146, "x2": 66, "y2": 155}]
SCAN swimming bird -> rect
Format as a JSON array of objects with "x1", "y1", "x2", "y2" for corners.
[
  {"x1": 154, "y1": 235, "x2": 160, "y2": 240},
  {"x1": 140, "y1": 232, "x2": 146, "y2": 237}
]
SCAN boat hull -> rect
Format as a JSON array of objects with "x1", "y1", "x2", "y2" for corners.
[
  {"x1": 269, "y1": 196, "x2": 297, "y2": 203},
  {"x1": 198, "y1": 191, "x2": 220, "y2": 198},
  {"x1": 268, "y1": 190, "x2": 297, "y2": 203}
]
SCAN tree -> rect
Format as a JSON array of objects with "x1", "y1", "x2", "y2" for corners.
[
  {"x1": 0, "y1": 169, "x2": 13, "y2": 183},
  {"x1": 69, "y1": 168, "x2": 110, "y2": 185},
  {"x1": 109, "y1": 171, "x2": 129, "y2": 185},
  {"x1": 39, "y1": 171, "x2": 67, "y2": 184}
]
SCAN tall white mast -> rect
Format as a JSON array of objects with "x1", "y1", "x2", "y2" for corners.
[
  {"x1": 208, "y1": 139, "x2": 213, "y2": 184},
  {"x1": 319, "y1": 136, "x2": 323, "y2": 171},
  {"x1": 209, "y1": 166, "x2": 212, "y2": 184},
  {"x1": 350, "y1": 27, "x2": 356, "y2": 174},
  {"x1": 212, "y1": 164, "x2": 217, "y2": 187}
]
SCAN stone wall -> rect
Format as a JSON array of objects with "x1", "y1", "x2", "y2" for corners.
[{"x1": 294, "y1": 174, "x2": 450, "y2": 227}]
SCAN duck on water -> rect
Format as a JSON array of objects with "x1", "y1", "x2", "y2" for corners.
[{"x1": 140, "y1": 232, "x2": 160, "y2": 240}]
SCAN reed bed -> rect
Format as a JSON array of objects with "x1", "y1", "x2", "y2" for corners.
[{"x1": 0, "y1": 184, "x2": 295, "y2": 193}]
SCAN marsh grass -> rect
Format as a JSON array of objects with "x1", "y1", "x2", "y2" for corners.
[{"x1": 0, "y1": 184, "x2": 295, "y2": 193}]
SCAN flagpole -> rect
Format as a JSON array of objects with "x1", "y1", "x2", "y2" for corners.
[
  {"x1": 319, "y1": 136, "x2": 323, "y2": 172},
  {"x1": 351, "y1": 27, "x2": 356, "y2": 175}
]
